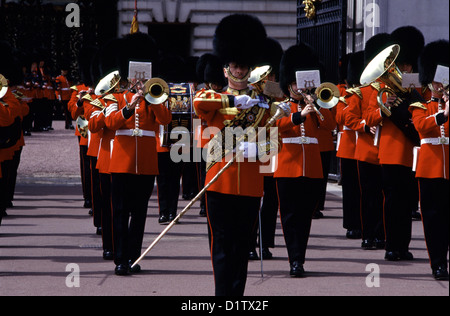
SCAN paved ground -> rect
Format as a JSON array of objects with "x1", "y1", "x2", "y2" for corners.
[{"x1": 0, "y1": 120, "x2": 448, "y2": 298}]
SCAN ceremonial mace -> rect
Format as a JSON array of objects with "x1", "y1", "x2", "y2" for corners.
[{"x1": 131, "y1": 102, "x2": 291, "y2": 269}]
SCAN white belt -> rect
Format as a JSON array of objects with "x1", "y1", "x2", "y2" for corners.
[
  {"x1": 421, "y1": 137, "x2": 449, "y2": 145},
  {"x1": 61, "y1": 88, "x2": 70, "y2": 91},
  {"x1": 282, "y1": 136, "x2": 319, "y2": 145},
  {"x1": 115, "y1": 129, "x2": 155, "y2": 137}
]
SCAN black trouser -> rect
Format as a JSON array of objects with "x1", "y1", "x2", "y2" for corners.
[
  {"x1": 89, "y1": 156, "x2": 101, "y2": 228},
  {"x1": 276, "y1": 176, "x2": 321, "y2": 264},
  {"x1": 197, "y1": 158, "x2": 207, "y2": 210},
  {"x1": 418, "y1": 178, "x2": 449, "y2": 269},
  {"x1": 4, "y1": 147, "x2": 22, "y2": 205},
  {"x1": 316, "y1": 151, "x2": 332, "y2": 211},
  {"x1": 382, "y1": 164, "x2": 414, "y2": 252},
  {"x1": 61, "y1": 100, "x2": 72, "y2": 128},
  {"x1": 358, "y1": 161, "x2": 384, "y2": 241},
  {"x1": 206, "y1": 191, "x2": 260, "y2": 296},
  {"x1": 340, "y1": 158, "x2": 361, "y2": 230},
  {"x1": 251, "y1": 176, "x2": 279, "y2": 250},
  {"x1": 99, "y1": 173, "x2": 113, "y2": 252},
  {"x1": 78, "y1": 142, "x2": 92, "y2": 206},
  {"x1": 111, "y1": 173, "x2": 155, "y2": 266},
  {"x1": 156, "y1": 152, "x2": 183, "y2": 218}
]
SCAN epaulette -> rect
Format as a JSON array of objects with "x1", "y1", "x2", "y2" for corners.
[
  {"x1": 70, "y1": 85, "x2": 78, "y2": 91},
  {"x1": 81, "y1": 94, "x2": 94, "y2": 102},
  {"x1": 339, "y1": 96, "x2": 347, "y2": 105},
  {"x1": 90, "y1": 98, "x2": 105, "y2": 109},
  {"x1": 370, "y1": 82, "x2": 381, "y2": 92},
  {"x1": 410, "y1": 101, "x2": 427, "y2": 110},
  {"x1": 346, "y1": 87, "x2": 363, "y2": 99},
  {"x1": 103, "y1": 94, "x2": 117, "y2": 102}
]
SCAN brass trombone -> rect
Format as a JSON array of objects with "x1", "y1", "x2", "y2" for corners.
[
  {"x1": 294, "y1": 82, "x2": 340, "y2": 120},
  {"x1": 143, "y1": 77, "x2": 170, "y2": 104}
]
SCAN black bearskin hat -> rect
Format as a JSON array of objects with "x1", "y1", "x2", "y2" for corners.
[
  {"x1": 255, "y1": 37, "x2": 284, "y2": 81},
  {"x1": 364, "y1": 33, "x2": 393, "y2": 66},
  {"x1": 419, "y1": 40, "x2": 449, "y2": 86},
  {"x1": 347, "y1": 51, "x2": 365, "y2": 87},
  {"x1": 391, "y1": 26, "x2": 424, "y2": 72},
  {"x1": 119, "y1": 32, "x2": 159, "y2": 79},
  {"x1": 279, "y1": 42, "x2": 321, "y2": 96},
  {"x1": 77, "y1": 45, "x2": 98, "y2": 87},
  {"x1": 196, "y1": 53, "x2": 227, "y2": 87},
  {"x1": 213, "y1": 14, "x2": 267, "y2": 68}
]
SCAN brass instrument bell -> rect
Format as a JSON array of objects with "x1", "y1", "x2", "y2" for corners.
[
  {"x1": 248, "y1": 65, "x2": 272, "y2": 95},
  {"x1": 315, "y1": 82, "x2": 340, "y2": 108},
  {"x1": 0, "y1": 74, "x2": 9, "y2": 99},
  {"x1": 94, "y1": 71, "x2": 121, "y2": 96},
  {"x1": 360, "y1": 44, "x2": 405, "y2": 116},
  {"x1": 76, "y1": 115, "x2": 89, "y2": 138},
  {"x1": 144, "y1": 78, "x2": 169, "y2": 104}
]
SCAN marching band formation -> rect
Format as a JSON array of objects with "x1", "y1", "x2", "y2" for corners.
[{"x1": 1, "y1": 14, "x2": 449, "y2": 296}]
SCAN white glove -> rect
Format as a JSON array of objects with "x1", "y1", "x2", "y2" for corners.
[
  {"x1": 257, "y1": 101, "x2": 270, "y2": 109},
  {"x1": 234, "y1": 95, "x2": 260, "y2": 109},
  {"x1": 238, "y1": 142, "x2": 258, "y2": 159}
]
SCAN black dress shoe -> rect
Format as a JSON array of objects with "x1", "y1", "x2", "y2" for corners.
[
  {"x1": 129, "y1": 261, "x2": 141, "y2": 273},
  {"x1": 168, "y1": 213, "x2": 178, "y2": 223},
  {"x1": 432, "y1": 266, "x2": 449, "y2": 280},
  {"x1": 312, "y1": 210, "x2": 324, "y2": 219},
  {"x1": 96, "y1": 227, "x2": 102, "y2": 235},
  {"x1": 374, "y1": 238, "x2": 386, "y2": 249},
  {"x1": 199, "y1": 206, "x2": 207, "y2": 217},
  {"x1": 248, "y1": 250, "x2": 259, "y2": 260},
  {"x1": 346, "y1": 229, "x2": 362, "y2": 239},
  {"x1": 158, "y1": 214, "x2": 169, "y2": 224},
  {"x1": 115, "y1": 264, "x2": 128, "y2": 276},
  {"x1": 83, "y1": 200, "x2": 92, "y2": 208},
  {"x1": 399, "y1": 251, "x2": 414, "y2": 260},
  {"x1": 261, "y1": 248, "x2": 273, "y2": 260},
  {"x1": 290, "y1": 261, "x2": 305, "y2": 278},
  {"x1": 411, "y1": 210, "x2": 421, "y2": 220},
  {"x1": 103, "y1": 250, "x2": 113, "y2": 260},
  {"x1": 361, "y1": 239, "x2": 376, "y2": 250},
  {"x1": 384, "y1": 251, "x2": 401, "y2": 261}
]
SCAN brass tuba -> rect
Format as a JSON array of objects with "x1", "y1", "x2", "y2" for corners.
[
  {"x1": 360, "y1": 44, "x2": 406, "y2": 116},
  {"x1": 143, "y1": 77, "x2": 169, "y2": 104}
]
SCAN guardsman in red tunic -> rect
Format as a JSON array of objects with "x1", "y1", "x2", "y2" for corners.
[
  {"x1": 363, "y1": 27, "x2": 426, "y2": 261},
  {"x1": 55, "y1": 65, "x2": 74, "y2": 130},
  {"x1": 194, "y1": 53, "x2": 227, "y2": 218},
  {"x1": 87, "y1": 94, "x2": 119, "y2": 261},
  {"x1": 105, "y1": 81, "x2": 171, "y2": 275},
  {"x1": 348, "y1": 34, "x2": 394, "y2": 251},
  {"x1": 409, "y1": 40, "x2": 449, "y2": 280},
  {"x1": 193, "y1": 14, "x2": 272, "y2": 296},
  {"x1": 68, "y1": 82, "x2": 93, "y2": 211},
  {"x1": 336, "y1": 51, "x2": 364, "y2": 239},
  {"x1": 275, "y1": 43, "x2": 335, "y2": 277}
]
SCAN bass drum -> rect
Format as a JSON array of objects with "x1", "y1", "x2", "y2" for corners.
[{"x1": 159, "y1": 82, "x2": 195, "y2": 147}]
